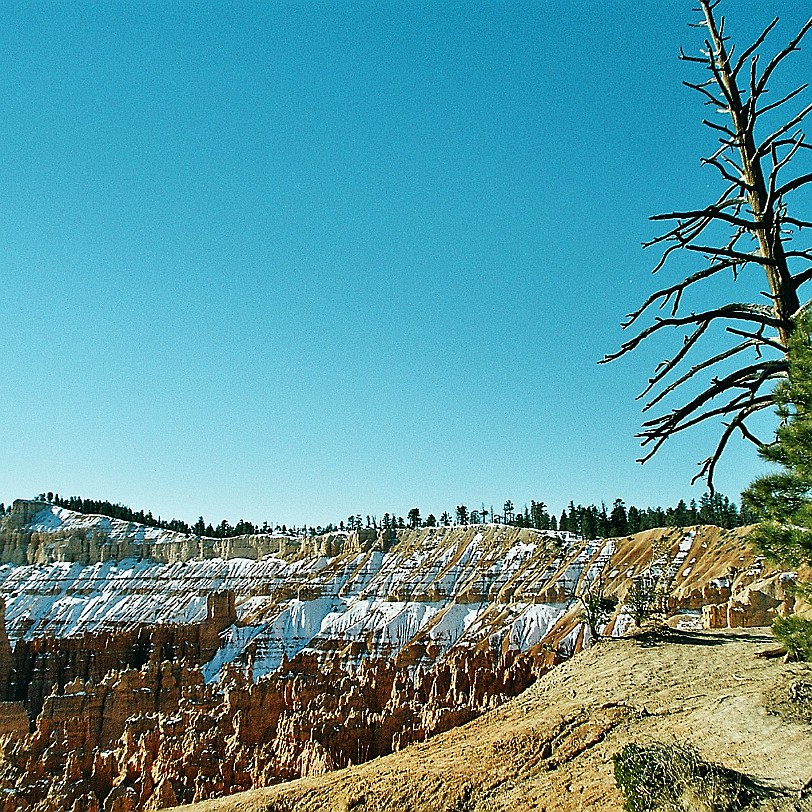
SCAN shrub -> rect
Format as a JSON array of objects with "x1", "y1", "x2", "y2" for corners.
[
  {"x1": 626, "y1": 576, "x2": 663, "y2": 628},
  {"x1": 772, "y1": 615, "x2": 812, "y2": 662},
  {"x1": 613, "y1": 742, "x2": 768, "y2": 812}
]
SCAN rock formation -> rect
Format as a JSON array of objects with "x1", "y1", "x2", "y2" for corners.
[
  {"x1": 0, "y1": 502, "x2": 804, "y2": 811},
  {"x1": 6, "y1": 590, "x2": 235, "y2": 718},
  {"x1": 0, "y1": 643, "x2": 548, "y2": 811}
]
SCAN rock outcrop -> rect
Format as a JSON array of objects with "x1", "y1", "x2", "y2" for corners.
[
  {"x1": 7, "y1": 591, "x2": 235, "y2": 718},
  {"x1": 702, "y1": 570, "x2": 801, "y2": 629},
  {"x1": 0, "y1": 503, "x2": 803, "y2": 812},
  {"x1": 0, "y1": 501, "x2": 310, "y2": 566},
  {"x1": 0, "y1": 510, "x2": 789, "y2": 679},
  {"x1": 0, "y1": 643, "x2": 548, "y2": 812}
]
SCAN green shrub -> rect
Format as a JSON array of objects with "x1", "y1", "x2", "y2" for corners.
[
  {"x1": 773, "y1": 615, "x2": 812, "y2": 662},
  {"x1": 613, "y1": 742, "x2": 680, "y2": 812},
  {"x1": 613, "y1": 742, "x2": 767, "y2": 812}
]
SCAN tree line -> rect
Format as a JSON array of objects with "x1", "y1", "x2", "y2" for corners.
[
  {"x1": 33, "y1": 493, "x2": 303, "y2": 539},
  {"x1": 375, "y1": 492, "x2": 751, "y2": 539},
  {"x1": 28, "y1": 490, "x2": 753, "y2": 542}
]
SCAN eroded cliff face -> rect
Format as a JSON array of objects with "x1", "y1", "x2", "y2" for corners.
[
  {"x1": 5, "y1": 591, "x2": 235, "y2": 719},
  {"x1": 0, "y1": 642, "x2": 549, "y2": 812},
  {"x1": 0, "y1": 505, "x2": 793, "y2": 676},
  {"x1": 0, "y1": 502, "x2": 802, "y2": 811}
]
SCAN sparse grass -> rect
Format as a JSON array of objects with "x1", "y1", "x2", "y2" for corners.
[{"x1": 613, "y1": 742, "x2": 774, "y2": 812}]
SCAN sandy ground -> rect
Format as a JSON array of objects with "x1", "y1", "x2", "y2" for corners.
[{"x1": 167, "y1": 628, "x2": 812, "y2": 812}]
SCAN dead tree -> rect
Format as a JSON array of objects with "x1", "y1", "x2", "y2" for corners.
[{"x1": 602, "y1": 1, "x2": 812, "y2": 490}]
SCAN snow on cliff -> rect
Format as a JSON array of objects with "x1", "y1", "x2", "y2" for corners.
[{"x1": 0, "y1": 503, "x2": 728, "y2": 681}]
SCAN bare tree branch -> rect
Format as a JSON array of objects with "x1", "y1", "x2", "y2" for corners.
[
  {"x1": 792, "y1": 267, "x2": 812, "y2": 286},
  {"x1": 757, "y1": 102, "x2": 812, "y2": 156},
  {"x1": 775, "y1": 171, "x2": 812, "y2": 197},
  {"x1": 755, "y1": 17, "x2": 812, "y2": 96},
  {"x1": 683, "y1": 244, "x2": 779, "y2": 266},
  {"x1": 641, "y1": 338, "x2": 764, "y2": 411},
  {"x1": 754, "y1": 83, "x2": 808, "y2": 118},
  {"x1": 604, "y1": 2, "x2": 810, "y2": 487},
  {"x1": 637, "y1": 323, "x2": 710, "y2": 399},
  {"x1": 731, "y1": 17, "x2": 779, "y2": 77},
  {"x1": 623, "y1": 262, "x2": 737, "y2": 327},
  {"x1": 694, "y1": 403, "x2": 768, "y2": 491},
  {"x1": 601, "y1": 303, "x2": 782, "y2": 364},
  {"x1": 724, "y1": 325, "x2": 786, "y2": 353},
  {"x1": 650, "y1": 206, "x2": 765, "y2": 231}
]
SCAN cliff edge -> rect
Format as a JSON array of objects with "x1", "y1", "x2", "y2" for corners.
[{"x1": 166, "y1": 627, "x2": 812, "y2": 812}]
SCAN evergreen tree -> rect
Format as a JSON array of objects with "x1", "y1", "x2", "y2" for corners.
[
  {"x1": 627, "y1": 505, "x2": 641, "y2": 534},
  {"x1": 599, "y1": 502, "x2": 610, "y2": 537},
  {"x1": 407, "y1": 507, "x2": 421, "y2": 529},
  {"x1": 743, "y1": 314, "x2": 812, "y2": 567},
  {"x1": 567, "y1": 501, "x2": 578, "y2": 533},
  {"x1": 581, "y1": 506, "x2": 597, "y2": 540},
  {"x1": 609, "y1": 499, "x2": 628, "y2": 536},
  {"x1": 530, "y1": 500, "x2": 548, "y2": 530},
  {"x1": 673, "y1": 499, "x2": 690, "y2": 527}
]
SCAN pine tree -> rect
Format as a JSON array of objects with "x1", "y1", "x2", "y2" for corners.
[
  {"x1": 627, "y1": 505, "x2": 641, "y2": 534},
  {"x1": 530, "y1": 500, "x2": 548, "y2": 530},
  {"x1": 743, "y1": 314, "x2": 812, "y2": 567},
  {"x1": 581, "y1": 507, "x2": 597, "y2": 540},
  {"x1": 567, "y1": 501, "x2": 577, "y2": 533},
  {"x1": 609, "y1": 499, "x2": 628, "y2": 537}
]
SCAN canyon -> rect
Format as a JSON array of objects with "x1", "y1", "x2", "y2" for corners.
[{"x1": 0, "y1": 500, "x2": 802, "y2": 811}]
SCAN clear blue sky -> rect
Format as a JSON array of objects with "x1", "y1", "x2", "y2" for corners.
[{"x1": 1, "y1": 2, "x2": 810, "y2": 527}]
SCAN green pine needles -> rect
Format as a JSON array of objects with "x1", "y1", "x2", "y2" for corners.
[
  {"x1": 772, "y1": 615, "x2": 812, "y2": 662},
  {"x1": 743, "y1": 312, "x2": 812, "y2": 569},
  {"x1": 743, "y1": 312, "x2": 812, "y2": 661}
]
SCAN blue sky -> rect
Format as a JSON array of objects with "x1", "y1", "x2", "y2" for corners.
[{"x1": 1, "y1": 1, "x2": 810, "y2": 527}]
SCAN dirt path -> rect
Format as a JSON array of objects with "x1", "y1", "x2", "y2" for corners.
[{"x1": 168, "y1": 628, "x2": 812, "y2": 812}]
